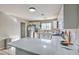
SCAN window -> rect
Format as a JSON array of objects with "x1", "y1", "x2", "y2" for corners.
[
  {"x1": 58, "y1": 19, "x2": 64, "y2": 29},
  {"x1": 53, "y1": 21, "x2": 57, "y2": 29},
  {"x1": 41, "y1": 23, "x2": 51, "y2": 30}
]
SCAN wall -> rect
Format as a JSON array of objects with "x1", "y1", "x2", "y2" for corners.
[
  {"x1": 57, "y1": 5, "x2": 64, "y2": 29},
  {"x1": 0, "y1": 12, "x2": 27, "y2": 41}
]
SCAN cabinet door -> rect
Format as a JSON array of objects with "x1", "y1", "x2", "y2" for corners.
[
  {"x1": 64, "y1": 4, "x2": 77, "y2": 29},
  {"x1": 77, "y1": 5, "x2": 79, "y2": 28},
  {"x1": 0, "y1": 40, "x2": 5, "y2": 49}
]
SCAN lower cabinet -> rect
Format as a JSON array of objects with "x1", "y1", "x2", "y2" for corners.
[
  {"x1": 16, "y1": 48, "x2": 38, "y2": 55},
  {"x1": 0, "y1": 38, "x2": 11, "y2": 50},
  {"x1": 0, "y1": 40, "x2": 5, "y2": 49}
]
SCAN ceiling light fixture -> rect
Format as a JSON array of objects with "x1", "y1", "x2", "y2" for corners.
[
  {"x1": 29, "y1": 7, "x2": 36, "y2": 12},
  {"x1": 41, "y1": 13, "x2": 46, "y2": 20}
]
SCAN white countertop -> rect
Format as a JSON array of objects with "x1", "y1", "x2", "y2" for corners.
[{"x1": 8, "y1": 37, "x2": 78, "y2": 55}]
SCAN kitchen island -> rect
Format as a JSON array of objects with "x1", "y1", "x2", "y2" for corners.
[
  {"x1": 8, "y1": 37, "x2": 78, "y2": 55},
  {"x1": 0, "y1": 34, "x2": 10, "y2": 49}
]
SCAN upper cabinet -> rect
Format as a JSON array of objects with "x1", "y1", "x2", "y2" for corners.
[
  {"x1": 64, "y1": 4, "x2": 77, "y2": 29},
  {"x1": 77, "y1": 5, "x2": 79, "y2": 28}
]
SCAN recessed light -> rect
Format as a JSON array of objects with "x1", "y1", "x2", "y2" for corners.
[{"x1": 29, "y1": 7, "x2": 36, "y2": 12}]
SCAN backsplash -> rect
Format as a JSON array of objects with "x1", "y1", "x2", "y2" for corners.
[{"x1": 63, "y1": 29, "x2": 78, "y2": 44}]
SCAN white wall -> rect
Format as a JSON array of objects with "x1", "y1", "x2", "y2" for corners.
[
  {"x1": 0, "y1": 12, "x2": 27, "y2": 41},
  {"x1": 57, "y1": 5, "x2": 64, "y2": 29}
]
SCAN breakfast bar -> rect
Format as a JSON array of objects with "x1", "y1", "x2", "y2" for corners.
[{"x1": 8, "y1": 37, "x2": 78, "y2": 55}]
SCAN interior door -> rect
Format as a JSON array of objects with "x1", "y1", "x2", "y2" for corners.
[{"x1": 21, "y1": 22, "x2": 25, "y2": 38}]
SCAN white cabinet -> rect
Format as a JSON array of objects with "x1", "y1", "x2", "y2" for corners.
[
  {"x1": 77, "y1": 5, "x2": 79, "y2": 45},
  {"x1": 0, "y1": 40, "x2": 5, "y2": 49},
  {"x1": 77, "y1": 5, "x2": 79, "y2": 28},
  {"x1": 58, "y1": 5, "x2": 78, "y2": 29},
  {"x1": 0, "y1": 38, "x2": 11, "y2": 49},
  {"x1": 64, "y1": 5, "x2": 77, "y2": 29}
]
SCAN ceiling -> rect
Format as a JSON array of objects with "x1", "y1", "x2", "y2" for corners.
[{"x1": 0, "y1": 4, "x2": 62, "y2": 20}]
